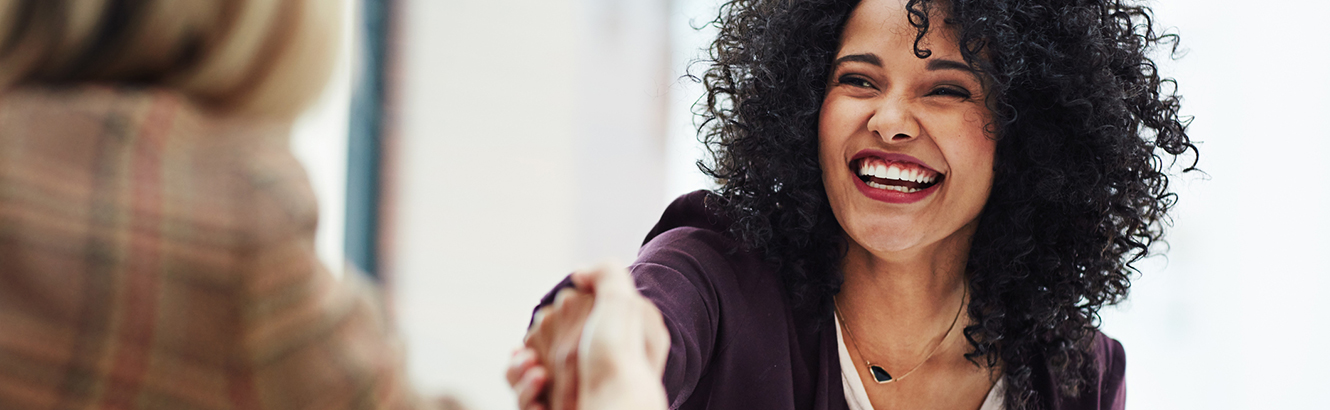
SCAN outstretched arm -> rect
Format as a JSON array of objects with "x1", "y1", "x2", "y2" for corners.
[
  {"x1": 509, "y1": 263, "x2": 669, "y2": 410},
  {"x1": 570, "y1": 264, "x2": 670, "y2": 410}
]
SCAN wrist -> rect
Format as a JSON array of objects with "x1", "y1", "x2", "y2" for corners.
[{"x1": 579, "y1": 359, "x2": 666, "y2": 410}]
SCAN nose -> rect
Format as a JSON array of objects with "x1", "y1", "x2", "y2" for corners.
[{"x1": 866, "y1": 96, "x2": 920, "y2": 143}]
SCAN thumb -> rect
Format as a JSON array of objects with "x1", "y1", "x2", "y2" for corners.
[{"x1": 570, "y1": 261, "x2": 635, "y2": 298}]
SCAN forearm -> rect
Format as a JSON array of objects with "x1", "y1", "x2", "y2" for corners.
[{"x1": 579, "y1": 359, "x2": 667, "y2": 410}]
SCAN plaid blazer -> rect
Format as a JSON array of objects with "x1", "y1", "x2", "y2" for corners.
[{"x1": 0, "y1": 86, "x2": 422, "y2": 410}]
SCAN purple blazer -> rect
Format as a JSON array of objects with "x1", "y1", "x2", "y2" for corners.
[{"x1": 538, "y1": 190, "x2": 1125, "y2": 410}]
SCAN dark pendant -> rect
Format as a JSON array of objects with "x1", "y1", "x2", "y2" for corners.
[{"x1": 869, "y1": 365, "x2": 893, "y2": 383}]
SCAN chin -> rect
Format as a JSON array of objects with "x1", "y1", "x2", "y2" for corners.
[{"x1": 845, "y1": 217, "x2": 932, "y2": 255}]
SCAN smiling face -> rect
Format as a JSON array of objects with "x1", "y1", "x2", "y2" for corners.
[{"x1": 820, "y1": 0, "x2": 996, "y2": 259}]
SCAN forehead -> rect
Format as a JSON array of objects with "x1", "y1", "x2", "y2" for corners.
[{"x1": 837, "y1": 0, "x2": 962, "y2": 60}]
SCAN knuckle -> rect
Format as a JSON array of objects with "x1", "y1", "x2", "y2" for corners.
[
  {"x1": 554, "y1": 288, "x2": 577, "y2": 306},
  {"x1": 561, "y1": 349, "x2": 579, "y2": 367},
  {"x1": 532, "y1": 308, "x2": 550, "y2": 327}
]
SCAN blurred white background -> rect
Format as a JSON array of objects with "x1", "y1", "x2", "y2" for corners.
[
  {"x1": 290, "y1": 0, "x2": 355, "y2": 277},
  {"x1": 290, "y1": 0, "x2": 1330, "y2": 409}
]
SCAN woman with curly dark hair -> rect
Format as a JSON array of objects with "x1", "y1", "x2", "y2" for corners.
[{"x1": 509, "y1": 0, "x2": 1194, "y2": 409}]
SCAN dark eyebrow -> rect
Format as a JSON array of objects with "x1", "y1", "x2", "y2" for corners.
[
  {"x1": 834, "y1": 54, "x2": 975, "y2": 75},
  {"x1": 832, "y1": 53, "x2": 882, "y2": 67},
  {"x1": 926, "y1": 58, "x2": 976, "y2": 73}
]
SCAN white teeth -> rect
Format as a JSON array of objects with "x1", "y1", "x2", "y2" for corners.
[
  {"x1": 857, "y1": 160, "x2": 940, "y2": 187},
  {"x1": 867, "y1": 180, "x2": 922, "y2": 193}
]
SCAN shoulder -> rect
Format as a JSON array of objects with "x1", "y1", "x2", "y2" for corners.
[
  {"x1": 642, "y1": 190, "x2": 733, "y2": 246},
  {"x1": 1042, "y1": 331, "x2": 1127, "y2": 410},
  {"x1": 635, "y1": 190, "x2": 769, "y2": 292},
  {"x1": 205, "y1": 118, "x2": 318, "y2": 249},
  {"x1": 637, "y1": 190, "x2": 739, "y2": 277},
  {"x1": 1090, "y1": 332, "x2": 1127, "y2": 408},
  {"x1": 1093, "y1": 332, "x2": 1126, "y2": 376},
  {"x1": 631, "y1": 190, "x2": 789, "y2": 324},
  {"x1": 5, "y1": 86, "x2": 318, "y2": 261}
]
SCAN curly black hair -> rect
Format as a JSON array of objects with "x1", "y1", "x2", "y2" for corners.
[{"x1": 695, "y1": 0, "x2": 1196, "y2": 408}]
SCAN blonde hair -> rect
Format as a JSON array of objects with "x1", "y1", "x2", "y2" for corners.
[{"x1": 0, "y1": 0, "x2": 339, "y2": 119}]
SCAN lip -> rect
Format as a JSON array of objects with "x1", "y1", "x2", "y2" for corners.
[
  {"x1": 849, "y1": 150, "x2": 942, "y2": 174},
  {"x1": 849, "y1": 150, "x2": 942, "y2": 204}
]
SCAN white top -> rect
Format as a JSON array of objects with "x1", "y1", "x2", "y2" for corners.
[{"x1": 835, "y1": 312, "x2": 1005, "y2": 410}]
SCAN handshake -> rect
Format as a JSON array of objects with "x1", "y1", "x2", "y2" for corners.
[{"x1": 506, "y1": 264, "x2": 672, "y2": 410}]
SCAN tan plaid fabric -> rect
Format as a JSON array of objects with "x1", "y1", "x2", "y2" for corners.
[{"x1": 0, "y1": 86, "x2": 423, "y2": 410}]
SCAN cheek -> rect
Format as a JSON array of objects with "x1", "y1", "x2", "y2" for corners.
[
  {"x1": 817, "y1": 99, "x2": 848, "y2": 170},
  {"x1": 951, "y1": 108, "x2": 996, "y2": 172},
  {"x1": 968, "y1": 121, "x2": 997, "y2": 182},
  {"x1": 817, "y1": 96, "x2": 867, "y2": 165},
  {"x1": 933, "y1": 109, "x2": 997, "y2": 199},
  {"x1": 957, "y1": 134, "x2": 996, "y2": 174},
  {"x1": 948, "y1": 127, "x2": 997, "y2": 200}
]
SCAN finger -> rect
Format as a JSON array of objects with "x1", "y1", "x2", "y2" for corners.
[
  {"x1": 569, "y1": 262, "x2": 606, "y2": 291},
  {"x1": 525, "y1": 306, "x2": 552, "y2": 346},
  {"x1": 516, "y1": 365, "x2": 549, "y2": 410},
  {"x1": 551, "y1": 342, "x2": 580, "y2": 410},
  {"x1": 571, "y1": 262, "x2": 635, "y2": 298},
  {"x1": 552, "y1": 287, "x2": 579, "y2": 309},
  {"x1": 507, "y1": 348, "x2": 538, "y2": 386},
  {"x1": 532, "y1": 306, "x2": 550, "y2": 329}
]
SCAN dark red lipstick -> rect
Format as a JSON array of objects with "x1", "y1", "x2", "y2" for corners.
[{"x1": 849, "y1": 150, "x2": 944, "y2": 204}]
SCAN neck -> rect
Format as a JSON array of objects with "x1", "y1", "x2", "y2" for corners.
[{"x1": 836, "y1": 220, "x2": 976, "y2": 359}]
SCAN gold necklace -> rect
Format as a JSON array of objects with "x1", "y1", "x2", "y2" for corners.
[{"x1": 833, "y1": 285, "x2": 967, "y2": 384}]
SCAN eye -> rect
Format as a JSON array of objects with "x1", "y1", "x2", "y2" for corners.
[
  {"x1": 928, "y1": 86, "x2": 973, "y2": 99},
  {"x1": 837, "y1": 75, "x2": 875, "y2": 89}
]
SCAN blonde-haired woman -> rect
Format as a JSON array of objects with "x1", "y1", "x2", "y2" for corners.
[{"x1": 0, "y1": 1, "x2": 421, "y2": 408}]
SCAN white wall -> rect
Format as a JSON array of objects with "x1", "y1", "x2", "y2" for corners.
[
  {"x1": 391, "y1": 1, "x2": 672, "y2": 409},
  {"x1": 1096, "y1": 1, "x2": 1330, "y2": 409},
  {"x1": 290, "y1": 0, "x2": 356, "y2": 277},
  {"x1": 666, "y1": 0, "x2": 721, "y2": 202}
]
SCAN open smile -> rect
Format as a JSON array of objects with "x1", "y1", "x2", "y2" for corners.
[{"x1": 849, "y1": 152, "x2": 945, "y2": 203}]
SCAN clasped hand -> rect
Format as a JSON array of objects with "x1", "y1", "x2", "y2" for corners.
[{"x1": 507, "y1": 264, "x2": 671, "y2": 410}]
